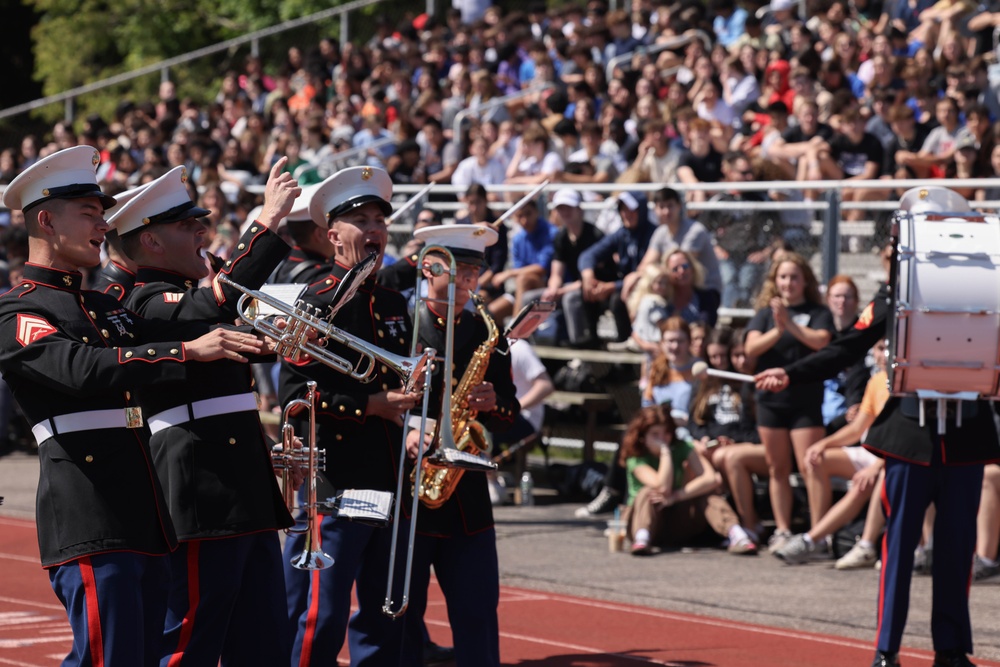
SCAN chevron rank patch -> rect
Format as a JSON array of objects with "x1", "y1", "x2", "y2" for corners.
[
  {"x1": 163, "y1": 292, "x2": 183, "y2": 303},
  {"x1": 16, "y1": 314, "x2": 58, "y2": 347}
]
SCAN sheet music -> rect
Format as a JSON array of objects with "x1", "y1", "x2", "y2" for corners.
[
  {"x1": 256, "y1": 284, "x2": 308, "y2": 316},
  {"x1": 320, "y1": 489, "x2": 394, "y2": 526}
]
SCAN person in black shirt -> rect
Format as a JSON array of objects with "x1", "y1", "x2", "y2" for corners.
[
  {"x1": 538, "y1": 188, "x2": 603, "y2": 345},
  {"x1": 676, "y1": 118, "x2": 724, "y2": 207},
  {"x1": 885, "y1": 103, "x2": 931, "y2": 179},
  {"x1": 809, "y1": 108, "x2": 887, "y2": 221},
  {"x1": 745, "y1": 251, "x2": 835, "y2": 553}
]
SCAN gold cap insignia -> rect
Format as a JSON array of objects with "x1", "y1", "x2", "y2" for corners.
[
  {"x1": 919, "y1": 189, "x2": 929, "y2": 199},
  {"x1": 180, "y1": 168, "x2": 188, "y2": 183},
  {"x1": 473, "y1": 227, "x2": 486, "y2": 236},
  {"x1": 42, "y1": 188, "x2": 50, "y2": 196},
  {"x1": 92, "y1": 151, "x2": 100, "y2": 167},
  {"x1": 142, "y1": 217, "x2": 150, "y2": 225},
  {"x1": 361, "y1": 167, "x2": 372, "y2": 181}
]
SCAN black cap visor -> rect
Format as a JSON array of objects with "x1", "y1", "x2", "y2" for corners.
[
  {"x1": 327, "y1": 195, "x2": 394, "y2": 222},
  {"x1": 22, "y1": 184, "x2": 117, "y2": 213}
]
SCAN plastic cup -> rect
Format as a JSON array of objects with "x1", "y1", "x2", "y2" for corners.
[{"x1": 607, "y1": 519, "x2": 626, "y2": 553}]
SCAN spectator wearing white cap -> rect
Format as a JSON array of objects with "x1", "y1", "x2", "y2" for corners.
[{"x1": 536, "y1": 188, "x2": 604, "y2": 345}]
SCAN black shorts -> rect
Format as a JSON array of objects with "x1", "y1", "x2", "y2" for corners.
[{"x1": 756, "y1": 401, "x2": 824, "y2": 430}]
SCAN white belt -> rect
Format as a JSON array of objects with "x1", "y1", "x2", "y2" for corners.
[
  {"x1": 148, "y1": 393, "x2": 258, "y2": 434},
  {"x1": 32, "y1": 407, "x2": 143, "y2": 444}
]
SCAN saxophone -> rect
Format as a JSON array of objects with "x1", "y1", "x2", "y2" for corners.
[{"x1": 414, "y1": 295, "x2": 500, "y2": 508}]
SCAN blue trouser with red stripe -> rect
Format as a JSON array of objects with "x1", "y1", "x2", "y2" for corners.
[
  {"x1": 877, "y1": 453, "x2": 983, "y2": 654},
  {"x1": 49, "y1": 552, "x2": 171, "y2": 667},
  {"x1": 287, "y1": 515, "x2": 419, "y2": 667},
  {"x1": 403, "y1": 528, "x2": 500, "y2": 667},
  {"x1": 159, "y1": 532, "x2": 289, "y2": 667}
]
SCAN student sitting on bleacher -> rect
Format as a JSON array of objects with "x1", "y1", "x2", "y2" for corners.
[
  {"x1": 642, "y1": 317, "x2": 696, "y2": 424},
  {"x1": 622, "y1": 406, "x2": 753, "y2": 556}
]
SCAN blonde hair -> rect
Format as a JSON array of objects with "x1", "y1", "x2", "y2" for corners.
[
  {"x1": 753, "y1": 251, "x2": 823, "y2": 310},
  {"x1": 627, "y1": 264, "x2": 669, "y2": 318},
  {"x1": 661, "y1": 248, "x2": 706, "y2": 290}
]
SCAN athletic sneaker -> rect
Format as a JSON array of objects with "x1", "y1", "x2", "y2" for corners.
[
  {"x1": 728, "y1": 535, "x2": 758, "y2": 555},
  {"x1": 767, "y1": 530, "x2": 794, "y2": 555},
  {"x1": 811, "y1": 536, "x2": 834, "y2": 561},
  {"x1": 631, "y1": 541, "x2": 652, "y2": 556},
  {"x1": 835, "y1": 543, "x2": 879, "y2": 570},
  {"x1": 973, "y1": 555, "x2": 1000, "y2": 582},
  {"x1": 774, "y1": 533, "x2": 812, "y2": 564},
  {"x1": 574, "y1": 486, "x2": 621, "y2": 518}
]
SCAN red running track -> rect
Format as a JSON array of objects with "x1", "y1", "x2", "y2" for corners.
[{"x1": 2, "y1": 516, "x2": 997, "y2": 667}]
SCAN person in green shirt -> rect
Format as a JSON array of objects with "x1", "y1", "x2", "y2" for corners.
[{"x1": 622, "y1": 406, "x2": 756, "y2": 555}]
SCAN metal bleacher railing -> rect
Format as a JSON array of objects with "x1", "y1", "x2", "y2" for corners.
[
  {"x1": 379, "y1": 178, "x2": 1000, "y2": 316},
  {"x1": 0, "y1": 0, "x2": 382, "y2": 124}
]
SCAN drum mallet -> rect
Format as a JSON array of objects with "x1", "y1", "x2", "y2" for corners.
[{"x1": 691, "y1": 361, "x2": 755, "y2": 383}]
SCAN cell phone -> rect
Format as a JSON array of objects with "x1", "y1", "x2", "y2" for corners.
[{"x1": 504, "y1": 299, "x2": 556, "y2": 339}]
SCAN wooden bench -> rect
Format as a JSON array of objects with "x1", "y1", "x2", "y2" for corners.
[{"x1": 543, "y1": 390, "x2": 617, "y2": 462}]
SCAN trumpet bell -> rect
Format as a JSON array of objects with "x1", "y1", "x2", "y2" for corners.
[{"x1": 290, "y1": 549, "x2": 335, "y2": 571}]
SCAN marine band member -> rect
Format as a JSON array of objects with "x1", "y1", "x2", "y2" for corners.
[
  {"x1": 111, "y1": 159, "x2": 300, "y2": 666},
  {"x1": 0, "y1": 146, "x2": 266, "y2": 667}
]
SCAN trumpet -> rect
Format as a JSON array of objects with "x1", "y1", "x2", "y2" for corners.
[
  {"x1": 216, "y1": 273, "x2": 432, "y2": 394},
  {"x1": 382, "y1": 244, "x2": 497, "y2": 619},
  {"x1": 272, "y1": 381, "x2": 334, "y2": 570}
]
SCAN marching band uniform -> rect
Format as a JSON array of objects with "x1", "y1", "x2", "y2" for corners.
[
  {"x1": 279, "y1": 167, "x2": 419, "y2": 667},
  {"x1": 112, "y1": 165, "x2": 297, "y2": 666},
  {"x1": 0, "y1": 146, "x2": 229, "y2": 667},
  {"x1": 770, "y1": 187, "x2": 1000, "y2": 667},
  {"x1": 403, "y1": 225, "x2": 519, "y2": 667},
  {"x1": 91, "y1": 258, "x2": 136, "y2": 300}
]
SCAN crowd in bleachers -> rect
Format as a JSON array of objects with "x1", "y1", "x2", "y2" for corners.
[{"x1": 1, "y1": 0, "x2": 1000, "y2": 579}]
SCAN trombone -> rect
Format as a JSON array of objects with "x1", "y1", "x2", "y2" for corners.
[
  {"x1": 272, "y1": 380, "x2": 334, "y2": 570},
  {"x1": 382, "y1": 243, "x2": 497, "y2": 619}
]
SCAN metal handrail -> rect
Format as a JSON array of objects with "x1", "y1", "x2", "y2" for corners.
[
  {"x1": 604, "y1": 31, "x2": 712, "y2": 81},
  {"x1": 0, "y1": 0, "x2": 382, "y2": 122},
  {"x1": 451, "y1": 83, "x2": 555, "y2": 156}
]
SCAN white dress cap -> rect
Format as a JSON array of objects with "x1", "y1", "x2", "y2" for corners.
[
  {"x1": 2, "y1": 146, "x2": 116, "y2": 212},
  {"x1": 309, "y1": 166, "x2": 393, "y2": 225},
  {"x1": 108, "y1": 166, "x2": 209, "y2": 236}
]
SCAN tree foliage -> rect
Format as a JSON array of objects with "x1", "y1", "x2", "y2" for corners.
[{"x1": 23, "y1": 0, "x2": 407, "y2": 127}]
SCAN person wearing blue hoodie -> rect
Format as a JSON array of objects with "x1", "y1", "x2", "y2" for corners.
[{"x1": 570, "y1": 191, "x2": 655, "y2": 347}]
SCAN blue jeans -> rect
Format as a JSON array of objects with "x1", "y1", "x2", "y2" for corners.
[{"x1": 719, "y1": 257, "x2": 767, "y2": 309}]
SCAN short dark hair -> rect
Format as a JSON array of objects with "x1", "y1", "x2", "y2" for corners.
[{"x1": 652, "y1": 187, "x2": 681, "y2": 204}]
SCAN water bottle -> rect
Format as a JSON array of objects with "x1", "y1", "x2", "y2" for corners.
[{"x1": 519, "y1": 471, "x2": 535, "y2": 506}]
